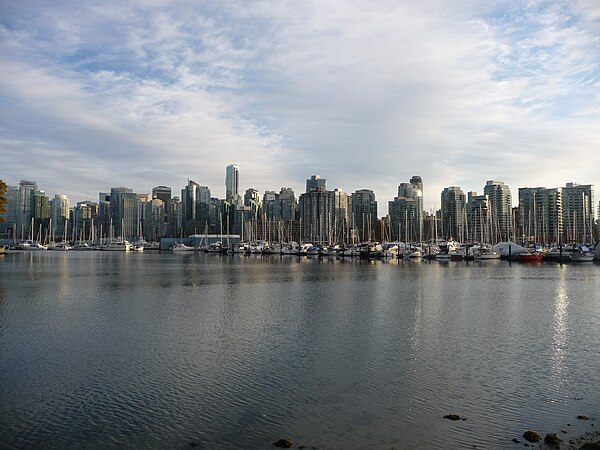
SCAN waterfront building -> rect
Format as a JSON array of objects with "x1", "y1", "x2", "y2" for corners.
[
  {"x1": 279, "y1": 187, "x2": 299, "y2": 222},
  {"x1": 389, "y1": 176, "x2": 423, "y2": 242},
  {"x1": 483, "y1": 180, "x2": 513, "y2": 242},
  {"x1": 166, "y1": 196, "x2": 182, "y2": 237},
  {"x1": 306, "y1": 175, "x2": 327, "y2": 193},
  {"x1": 518, "y1": 187, "x2": 562, "y2": 245},
  {"x1": 152, "y1": 186, "x2": 171, "y2": 204},
  {"x1": 97, "y1": 193, "x2": 111, "y2": 240},
  {"x1": 197, "y1": 185, "x2": 211, "y2": 230},
  {"x1": 50, "y1": 194, "x2": 70, "y2": 239},
  {"x1": 440, "y1": 187, "x2": 466, "y2": 241},
  {"x1": 244, "y1": 188, "x2": 262, "y2": 219},
  {"x1": 31, "y1": 189, "x2": 51, "y2": 235},
  {"x1": 263, "y1": 191, "x2": 279, "y2": 221},
  {"x1": 225, "y1": 164, "x2": 239, "y2": 200},
  {"x1": 144, "y1": 199, "x2": 165, "y2": 242},
  {"x1": 562, "y1": 182, "x2": 594, "y2": 243},
  {"x1": 16, "y1": 180, "x2": 38, "y2": 237},
  {"x1": 73, "y1": 201, "x2": 99, "y2": 241},
  {"x1": 518, "y1": 187, "x2": 546, "y2": 243},
  {"x1": 181, "y1": 180, "x2": 200, "y2": 224},
  {"x1": 298, "y1": 176, "x2": 346, "y2": 243},
  {"x1": 109, "y1": 187, "x2": 137, "y2": 239},
  {"x1": 351, "y1": 189, "x2": 377, "y2": 242},
  {"x1": 466, "y1": 192, "x2": 490, "y2": 243}
]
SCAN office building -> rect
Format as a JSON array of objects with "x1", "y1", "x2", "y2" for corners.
[
  {"x1": 226, "y1": 164, "x2": 239, "y2": 200},
  {"x1": 389, "y1": 177, "x2": 423, "y2": 242},
  {"x1": 483, "y1": 180, "x2": 512, "y2": 242},
  {"x1": 440, "y1": 186, "x2": 466, "y2": 241},
  {"x1": 562, "y1": 182, "x2": 594, "y2": 243},
  {"x1": 50, "y1": 194, "x2": 70, "y2": 239},
  {"x1": 351, "y1": 189, "x2": 377, "y2": 241}
]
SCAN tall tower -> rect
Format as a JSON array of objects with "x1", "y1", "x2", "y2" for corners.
[
  {"x1": 351, "y1": 189, "x2": 377, "y2": 241},
  {"x1": 441, "y1": 186, "x2": 466, "y2": 241},
  {"x1": 483, "y1": 180, "x2": 512, "y2": 242},
  {"x1": 410, "y1": 176, "x2": 424, "y2": 242},
  {"x1": 225, "y1": 164, "x2": 239, "y2": 200}
]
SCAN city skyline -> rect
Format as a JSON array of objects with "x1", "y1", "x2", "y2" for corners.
[{"x1": 1, "y1": 1, "x2": 600, "y2": 212}]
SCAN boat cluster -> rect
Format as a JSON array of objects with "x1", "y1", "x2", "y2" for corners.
[
  {"x1": 169, "y1": 239, "x2": 598, "y2": 262},
  {"x1": 2, "y1": 239, "x2": 596, "y2": 263},
  {"x1": 1, "y1": 239, "x2": 157, "y2": 253}
]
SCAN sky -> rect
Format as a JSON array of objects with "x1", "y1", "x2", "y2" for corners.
[{"x1": 1, "y1": 0, "x2": 599, "y2": 214}]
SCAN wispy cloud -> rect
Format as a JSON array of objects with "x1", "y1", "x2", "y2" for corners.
[{"x1": 0, "y1": 0, "x2": 598, "y2": 212}]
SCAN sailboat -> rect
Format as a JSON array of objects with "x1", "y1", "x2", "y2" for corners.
[{"x1": 99, "y1": 219, "x2": 131, "y2": 251}]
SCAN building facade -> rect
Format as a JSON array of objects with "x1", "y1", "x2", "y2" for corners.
[
  {"x1": 440, "y1": 186, "x2": 466, "y2": 241},
  {"x1": 483, "y1": 180, "x2": 512, "y2": 242}
]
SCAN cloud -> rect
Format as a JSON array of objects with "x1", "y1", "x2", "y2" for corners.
[{"x1": 0, "y1": 0, "x2": 599, "y2": 214}]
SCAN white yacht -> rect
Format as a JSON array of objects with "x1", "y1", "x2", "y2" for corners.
[
  {"x1": 170, "y1": 242, "x2": 194, "y2": 252},
  {"x1": 472, "y1": 244, "x2": 501, "y2": 260},
  {"x1": 99, "y1": 240, "x2": 131, "y2": 252},
  {"x1": 48, "y1": 242, "x2": 71, "y2": 251},
  {"x1": 17, "y1": 240, "x2": 47, "y2": 251}
]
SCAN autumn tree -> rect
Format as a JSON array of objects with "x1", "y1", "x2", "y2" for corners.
[{"x1": 0, "y1": 179, "x2": 7, "y2": 222}]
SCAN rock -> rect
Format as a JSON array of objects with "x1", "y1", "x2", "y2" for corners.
[
  {"x1": 523, "y1": 430, "x2": 542, "y2": 443},
  {"x1": 580, "y1": 442, "x2": 600, "y2": 450},
  {"x1": 579, "y1": 416, "x2": 591, "y2": 421},
  {"x1": 190, "y1": 443, "x2": 199, "y2": 448},
  {"x1": 273, "y1": 438, "x2": 293, "y2": 448},
  {"x1": 512, "y1": 438, "x2": 520, "y2": 443},
  {"x1": 562, "y1": 430, "x2": 568, "y2": 434},
  {"x1": 444, "y1": 414, "x2": 462, "y2": 421},
  {"x1": 544, "y1": 433, "x2": 561, "y2": 446}
]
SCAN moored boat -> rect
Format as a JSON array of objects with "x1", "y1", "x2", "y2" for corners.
[
  {"x1": 100, "y1": 240, "x2": 132, "y2": 252},
  {"x1": 570, "y1": 245, "x2": 594, "y2": 262},
  {"x1": 519, "y1": 248, "x2": 543, "y2": 262}
]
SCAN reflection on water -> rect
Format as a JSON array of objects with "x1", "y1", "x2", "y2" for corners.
[
  {"x1": 552, "y1": 268, "x2": 569, "y2": 391},
  {"x1": 0, "y1": 252, "x2": 599, "y2": 449}
]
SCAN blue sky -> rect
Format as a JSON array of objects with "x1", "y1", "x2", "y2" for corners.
[{"x1": 1, "y1": 0, "x2": 599, "y2": 213}]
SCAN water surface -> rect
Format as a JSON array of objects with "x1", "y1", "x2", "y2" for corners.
[{"x1": 1, "y1": 252, "x2": 599, "y2": 449}]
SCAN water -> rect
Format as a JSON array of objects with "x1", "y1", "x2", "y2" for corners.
[{"x1": 1, "y1": 252, "x2": 599, "y2": 449}]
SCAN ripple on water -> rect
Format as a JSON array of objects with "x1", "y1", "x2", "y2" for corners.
[{"x1": 0, "y1": 253, "x2": 599, "y2": 449}]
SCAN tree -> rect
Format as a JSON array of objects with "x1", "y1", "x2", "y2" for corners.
[{"x1": 0, "y1": 179, "x2": 7, "y2": 222}]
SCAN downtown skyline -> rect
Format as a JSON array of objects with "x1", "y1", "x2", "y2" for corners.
[{"x1": 1, "y1": 1, "x2": 600, "y2": 211}]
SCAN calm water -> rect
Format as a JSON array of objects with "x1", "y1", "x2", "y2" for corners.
[{"x1": 1, "y1": 252, "x2": 599, "y2": 449}]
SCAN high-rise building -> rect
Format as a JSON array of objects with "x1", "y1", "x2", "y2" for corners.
[
  {"x1": 225, "y1": 164, "x2": 239, "y2": 200},
  {"x1": 562, "y1": 182, "x2": 594, "y2": 243},
  {"x1": 440, "y1": 186, "x2": 466, "y2": 241},
  {"x1": 299, "y1": 176, "x2": 347, "y2": 243},
  {"x1": 263, "y1": 191, "x2": 279, "y2": 221},
  {"x1": 16, "y1": 180, "x2": 38, "y2": 237},
  {"x1": 50, "y1": 194, "x2": 70, "y2": 239},
  {"x1": 389, "y1": 177, "x2": 423, "y2": 242},
  {"x1": 279, "y1": 187, "x2": 299, "y2": 221},
  {"x1": 483, "y1": 180, "x2": 512, "y2": 242},
  {"x1": 518, "y1": 187, "x2": 562, "y2": 245},
  {"x1": 73, "y1": 201, "x2": 99, "y2": 241},
  {"x1": 518, "y1": 187, "x2": 546, "y2": 242},
  {"x1": 351, "y1": 189, "x2": 377, "y2": 241},
  {"x1": 466, "y1": 191, "x2": 489, "y2": 243},
  {"x1": 152, "y1": 186, "x2": 171, "y2": 204},
  {"x1": 197, "y1": 185, "x2": 211, "y2": 228},
  {"x1": 181, "y1": 180, "x2": 200, "y2": 223},
  {"x1": 244, "y1": 188, "x2": 262, "y2": 218},
  {"x1": 144, "y1": 199, "x2": 166, "y2": 242},
  {"x1": 306, "y1": 175, "x2": 326, "y2": 193},
  {"x1": 109, "y1": 187, "x2": 137, "y2": 239}
]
